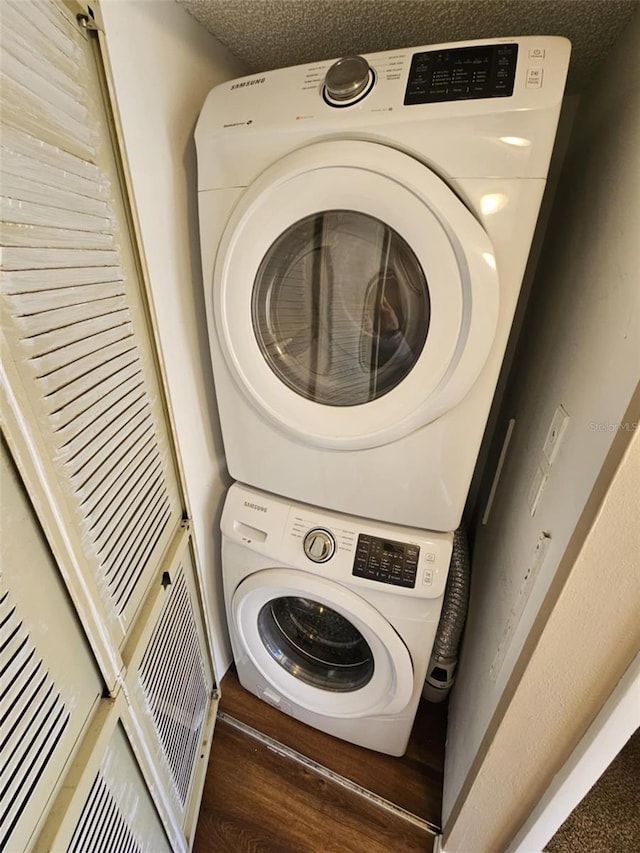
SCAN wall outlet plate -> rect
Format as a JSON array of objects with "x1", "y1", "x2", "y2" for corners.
[{"x1": 543, "y1": 405, "x2": 570, "y2": 466}]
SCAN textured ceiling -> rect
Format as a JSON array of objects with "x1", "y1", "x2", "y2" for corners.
[{"x1": 179, "y1": 0, "x2": 638, "y2": 92}]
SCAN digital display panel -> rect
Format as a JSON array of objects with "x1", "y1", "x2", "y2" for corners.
[
  {"x1": 353, "y1": 533, "x2": 419, "y2": 588},
  {"x1": 404, "y1": 43, "x2": 518, "y2": 105}
]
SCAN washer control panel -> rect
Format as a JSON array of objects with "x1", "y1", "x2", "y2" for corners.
[
  {"x1": 404, "y1": 42, "x2": 518, "y2": 105},
  {"x1": 303, "y1": 527, "x2": 336, "y2": 563},
  {"x1": 352, "y1": 534, "x2": 419, "y2": 588}
]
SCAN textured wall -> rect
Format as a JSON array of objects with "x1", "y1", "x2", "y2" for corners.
[{"x1": 178, "y1": 0, "x2": 637, "y2": 91}]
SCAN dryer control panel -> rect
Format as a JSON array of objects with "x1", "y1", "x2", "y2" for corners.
[
  {"x1": 404, "y1": 43, "x2": 518, "y2": 105},
  {"x1": 352, "y1": 533, "x2": 420, "y2": 588}
]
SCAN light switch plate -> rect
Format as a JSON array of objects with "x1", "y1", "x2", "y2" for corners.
[{"x1": 542, "y1": 405, "x2": 570, "y2": 466}]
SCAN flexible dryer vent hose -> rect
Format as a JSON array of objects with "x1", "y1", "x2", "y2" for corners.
[{"x1": 423, "y1": 526, "x2": 470, "y2": 703}]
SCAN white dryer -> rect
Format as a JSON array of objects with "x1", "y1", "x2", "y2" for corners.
[
  {"x1": 221, "y1": 483, "x2": 453, "y2": 755},
  {"x1": 196, "y1": 37, "x2": 571, "y2": 531}
]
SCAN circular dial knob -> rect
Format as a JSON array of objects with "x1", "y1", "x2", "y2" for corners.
[
  {"x1": 324, "y1": 55, "x2": 372, "y2": 102},
  {"x1": 303, "y1": 528, "x2": 336, "y2": 563}
]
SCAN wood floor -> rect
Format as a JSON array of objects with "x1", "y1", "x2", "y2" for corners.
[{"x1": 193, "y1": 668, "x2": 447, "y2": 852}]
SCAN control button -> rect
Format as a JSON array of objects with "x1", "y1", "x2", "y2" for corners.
[
  {"x1": 324, "y1": 55, "x2": 374, "y2": 105},
  {"x1": 303, "y1": 528, "x2": 335, "y2": 563},
  {"x1": 529, "y1": 48, "x2": 546, "y2": 59},
  {"x1": 526, "y1": 67, "x2": 544, "y2": 88},
  {"x1": 423, "y1": 569, "x2": 433, "y2": 586},
  {"x1": 425, "y1": 552, "x2": 436, "y2": 563}
]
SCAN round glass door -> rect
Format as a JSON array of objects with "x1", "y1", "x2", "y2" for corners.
[
  {"x1": 258, "y1": 596, "x2": 375, "y2": 692},
  {"x1": 215, "y1": 140, "x2": 499, "y2": 449},
  {"x1": 252, "y1": 211, "x2": 430, "y2": 406},
  {"x1": 232, "y1": 568, "x2": 414, "y2": 717}
]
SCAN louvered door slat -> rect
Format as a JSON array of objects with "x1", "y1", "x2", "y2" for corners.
[
  {"x1": 1, "y1": 140, "x2": 104, "y2": 198},
  {"x1": 12, "y1": 295, "x2": 127, "y2": 339},
  {"x1": 79, "y1": 430, "x2": 156, "y2": 510},
  {"x1": 45, "y1": 355, "x2": 142, "y2": 429},
  {"x1": 1, "y1": 45, "x2": 91, "y2": 122},
  {"x1": 64, "y1": 396, "x2": 147, "y2": 476},
  {"x1": 90, "y1": 454, "x2": 162, "y2": 545},
  {"x1": 1, "y1": 0, "x2": 182, "y2": 647},
  {"x1": 0, "y1": 197, "x2": 111, "y2": 232},
  {"x1": 6, "y1": 282, "x2": 123, "y2": 315},
  {"x1": 100, "y1": 471, "x2": 165, "y2": 557},
  {"x1": 0, "y1": 222, "x2": 115, "y2": 250},
  {"x1": 40, "y1": 341, "x2": 139, "y2": 407},
  {"x1": 0, "y1": 1, "x2": 94, "y2": 157},
  {"x1": 56, "y1": 381, "x2": 145, "y2": 457},
  {"x1": 2, "y1": 247, "x2": 120, "y2": 270},
  {"x1": 1, "y1": 73, "x2": 94, "y2": 155},
  {"x1": 38, "y1": 345, "x2": 139, "y2": 406},
  {"x1": 3, "y1": 270, "x2": 120, "y2": 294},
  {"x1": 2, "y1": 1, "x2": 78, "y2": 69},
  {"x1": 1, "y1": 172, "x2": 110, "y2": 216},
  {"x1": 1, "y1": 126, "x2": 101, "y2": 183},
  {"x1": 17, "y1": 310, "x2": 130, "y2": 359},
  {"x1": 1, "y1": 6, "x2": 79, "y2": 87},
  {"x1": 103, "y1": 488, "x2": 167, "y2": 584},
  {"x1": 81, "y1": 434, "x2": 156, "y2": 521}
]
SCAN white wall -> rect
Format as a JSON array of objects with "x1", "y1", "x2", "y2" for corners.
[
  {"x1": 99, "y1": 0, "x2": 247, "y2": 676},
  {"x1": 444, "y1": 10, "x2": 640, "y2": 821},
  {"x1": 443, "y1": 426, "x2": 640, "y2": 852},
  {"x1": 508, "y1": 651, "x2": 640, "y2": 852}
]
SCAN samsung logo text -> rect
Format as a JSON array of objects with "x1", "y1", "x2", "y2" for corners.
[
  {"x1": 231, "y1": 78, "x2": 266, "y2": 90},
  {"x1": 244, "y1": 501, "x2": 267, "y2": 512}
]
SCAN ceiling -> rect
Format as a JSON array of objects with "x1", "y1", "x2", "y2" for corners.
[{"x1": 179, "y1": 0, "x2": 637, "y2": 93}]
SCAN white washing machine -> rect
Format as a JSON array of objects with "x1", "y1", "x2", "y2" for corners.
[
  {"x1": 196, "y1": 37, "x2": 571, "y2": 531},
  {"x1": 221, "y1": 483, "x2": 453, "y2": 755}
]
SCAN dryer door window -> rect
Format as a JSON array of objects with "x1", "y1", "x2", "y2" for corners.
[
  {"x1": 257, "y1": 595, "x2": 375, "y2": 691},
  {"x1": 252, "y1": 211, "x2": 430, "y2": 406}
]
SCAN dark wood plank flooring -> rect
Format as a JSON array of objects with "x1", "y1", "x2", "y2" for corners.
[{"x1": 193, "y1": 668, "x2": 447, "y2": 852}]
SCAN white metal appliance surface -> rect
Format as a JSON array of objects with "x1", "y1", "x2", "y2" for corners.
[
  {"x1": 197, "y1": 37, "x2": 570, "y2": 530},
  {"x1": 221, "y1": 483, "x2": 453, "y2": 755}
]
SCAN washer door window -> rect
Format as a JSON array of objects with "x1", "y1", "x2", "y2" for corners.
[
  {"x1": 253, "y1": 211, "x2": 430, "y2": 407},
  {"x1": 215, "y1": 140, "x2": 499, "y2": 449},
  {"x1": 258, "y1": 595, "x2": 375, "y2": 691},
  {"x1": 232, "y1": 568, "x2": 414, "y2": 718}
]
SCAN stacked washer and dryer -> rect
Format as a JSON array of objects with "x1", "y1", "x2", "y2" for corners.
[{"x1": 195, "y1": 37, "x2": 570, "y2": 755}]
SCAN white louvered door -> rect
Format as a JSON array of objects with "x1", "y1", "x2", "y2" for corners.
[
  {"x1": 1, "y1": 2, "x2": 218, "y2": 851},
  {"x1": 0, "y1": 441, "x2": 103, "y2": 851},
  {"x1": 1, "y1": 0, "x2": 183, "y2": 668}
]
